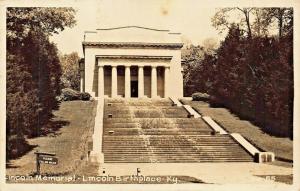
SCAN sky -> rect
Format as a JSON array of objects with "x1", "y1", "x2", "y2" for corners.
[{"x1": 50, "y1": 0, "x2": 225, "y2": 57}]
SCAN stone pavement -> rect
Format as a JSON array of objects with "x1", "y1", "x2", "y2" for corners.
[{"x1": 99, "y1": 162, "x2": 292, "y2": 185}]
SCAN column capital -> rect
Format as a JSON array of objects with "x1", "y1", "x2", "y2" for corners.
[
  {"x1": 151, "y1": 65, "x2": 157, "y2": 68},
  {"x1": 138, "y1": 65, "x2": 144, "y2": 68},
  {"x1": 125, "y1": 65, "x2": 131, "y2": 68}
]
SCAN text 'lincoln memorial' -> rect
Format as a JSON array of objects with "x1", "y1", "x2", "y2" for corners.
[{"x1": 81, "y1": 26, "x2": 184, "y2": 98}]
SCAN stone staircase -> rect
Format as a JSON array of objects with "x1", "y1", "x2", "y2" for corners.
[{"x1": 102, "y1": 98, "x2": 253, "y2": 163}]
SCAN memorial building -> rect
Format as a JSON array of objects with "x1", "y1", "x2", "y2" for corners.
[{"x1": 81, "y1": 26, "x2": 184, "y2": 98}]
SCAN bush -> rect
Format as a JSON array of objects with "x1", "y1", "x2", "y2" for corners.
[
  {"x1": 80, "y1": 92, "x2": 91, "y2": 101},
  {"x1": 58, "y1": 88, "x2": 91, "y2": 101},
  {"x1": 6, "y1": 135, "x2": 32, "y2": 159},
  {"x1": 192, "y1": 92, "x2": 210, "y2": 101},
  {"x1": 209, "y1": 95, "x2": 225, "y2": 108}
]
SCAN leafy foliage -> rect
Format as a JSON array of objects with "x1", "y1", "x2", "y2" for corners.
[
  {"x1": 192, "y1": 93, "x2": 210, "y2": 101},
  {"x1": 182, "y1": 44, "x2": 217, "y2": 96},
  {"x1": 211, "y1": 7, "x2": 293, "y2": 38},
  {"x1": 59, "y1": 52, "x2": 81, "y2": 90},
  {"x1": 6, "y1": 7, "x2": 76, "y2": 158},
  {"x1": 184, "y1": 23, "x2": 293, "y2": 137},
  {"x1": 57, "y1": 88, "x2": 91, "y2": 101}
]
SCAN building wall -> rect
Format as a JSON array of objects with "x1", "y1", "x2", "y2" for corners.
[
  {"x1": 83, "y1": 27, "x2": 183, "y2": 98},
  {"x1": 83, "y1": 47, "x2": 183, "y2": 98}
]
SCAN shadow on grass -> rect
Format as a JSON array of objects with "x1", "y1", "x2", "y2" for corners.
[
  {"x1": 39, "y1": 119, "x2": 70, "y2": 137},
  {"x1": 6, "y1": 118, "x2": 69, "y2": 163},
  {"x1": 6, "y1": 140, "x2": 38, "y2": 166},
  {"x1": 6, "y1": 162, "x2": 19, "y2": 169}
]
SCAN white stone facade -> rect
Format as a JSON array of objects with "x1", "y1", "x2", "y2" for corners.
[{"x1": 81, "y1": 26, "x2": 184, "y2": 98}]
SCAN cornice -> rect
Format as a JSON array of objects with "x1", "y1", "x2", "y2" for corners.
[
  {"x1": 96, "y1": 55, "x2": 172, "y2": 60},
  {"x1": 83, "y1": 42, "x2": 183, "y2": 49}
]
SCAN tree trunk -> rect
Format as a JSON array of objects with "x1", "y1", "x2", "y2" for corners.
[
  {"x1": 246, "y1": 14, "x2": 252, "y2": 38},
  {"x1": 279, "y1": 16, "x2": 283, "y2": 38}
]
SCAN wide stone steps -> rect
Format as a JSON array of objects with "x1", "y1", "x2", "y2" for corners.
[
  {"x1": 102, "y1": 137, "x2": 253, "y2": 162},
  {"x1": 102, "y1": 98, "x2": 254, "y2": 163},
  {"x1": 103, "y1": 151, "x2": 250, "y2": 155},
  {"x1": 103, "y1": 130, "x2": 213, "y2": 136},
  {"x1": 104, "y1": 155, "x2": 253, "y2": 163},
  {"x1": 104, "y1": 123, "x2": 213, "y2": 130}
]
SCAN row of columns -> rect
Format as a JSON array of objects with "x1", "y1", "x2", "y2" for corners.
[{"x1": 98, "y1": 65, "x2": 170, "y2": 98}]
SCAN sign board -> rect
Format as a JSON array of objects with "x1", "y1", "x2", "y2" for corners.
[
  {"x1": 34, "y1": 151, "x2": 58, "y2": 175},
  {"x1": 38, "y1": 155, "x2": 58, "y2": 165}
]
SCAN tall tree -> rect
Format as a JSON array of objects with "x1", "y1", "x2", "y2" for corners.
[
  {"x1": 261, "y1": 8, "x2": 293, "y2": 38},
  {"x1": 6, "y1": 7, "x2": 76, "y2": 158},
  {"x1": 212, "y1": 7, "x2": 254, "y2": 38},
  {"x1": 212, "y1": 7, "x2": 293, "y2": 38},
  {"x1": 60, "y1": 52, "x2": 81, "y2": 90}
]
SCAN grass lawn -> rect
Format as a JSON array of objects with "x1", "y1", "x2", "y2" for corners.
[
  {"x1": 181, "y1": 99, "x2": 293, "y2": 164},
  {"x1": 6, "y1": 100, "x2": 98, "y2": 182}
]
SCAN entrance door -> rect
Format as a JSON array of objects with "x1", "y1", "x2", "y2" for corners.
[{"x1": 131, "y1": 81, "x2": 138, "y2": 97}]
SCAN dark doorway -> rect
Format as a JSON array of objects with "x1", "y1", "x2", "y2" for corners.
[{"x1": 131, "y1": 81, "x2": 138, "y2": 97}]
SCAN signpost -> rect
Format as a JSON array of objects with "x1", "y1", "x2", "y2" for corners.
[{"x1": 34, "y1": 151, "x2": 58, "y2": 175}]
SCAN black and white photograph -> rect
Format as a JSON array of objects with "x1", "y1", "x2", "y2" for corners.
[{"x1": 0, "y1": 0, "x2": 299, "y2": 190}]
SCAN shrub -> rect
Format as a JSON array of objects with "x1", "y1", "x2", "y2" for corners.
[
  {"x1": 209, "y1": 95, "x2": 225, "y2": 108},
  {"x1": 59, "y1": 88, "x2": 91, "y2": 101},
  {"x1": 192, "y1": 92, "x2": 210, "y2": 101},
  {"x1": 80, "y1": 92, "x2": 91, "y2": 101},
  {"x1": 61, "y1": 88, "x2": 81, "y2": 101},
  {"x1": 6, "y1": 135, "x2": 32, "y2": 159}
]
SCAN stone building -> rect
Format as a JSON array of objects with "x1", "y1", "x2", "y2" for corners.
[{"x1": 81, "y1": 26, "x2": 183, "y2": 98}]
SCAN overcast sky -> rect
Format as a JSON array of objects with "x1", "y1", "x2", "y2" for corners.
[
  {"x1": 50, "y1": 0, "x2": 225, "y2": 57},
  {"x1": 48, "y1": 0, "x2": 299, "y2": 57}
]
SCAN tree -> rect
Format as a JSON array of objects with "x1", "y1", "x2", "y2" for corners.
[
  {"x1": 260, "y1": 8, "x2": 293, "y2": 38},
  {"x1": 210, "y1": 25, "x2": 247, "y2": 109},
  {"x1": 6, "y1": 7, "x2": 76, "y2": 158},
  {"x1": 212, "y1": 7, "x2": 293, "y2": 38},
  {"x1": 212, "y1": 7, "x2": 254, "y2": 38},
  {"x1": 209, "y1": 24, "x2": 293, "y2": 137},
  {"x1": 251, "y1": 8, "x2": 270, "y2": 36},
  {"x1": 182, "y1": 40, "x2": 218, "y2": 96},
  {"x1": 59, "y1": 52, "x2": 81, "y2": 90}
]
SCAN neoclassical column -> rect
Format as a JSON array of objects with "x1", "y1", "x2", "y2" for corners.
[
  {"x1": 138, "y1": 66, "x2": 144, "y2": 98},
  {"x1": 164, "y1": 66, "x2": 170, "y2": 98},
  {"x1": 125, "y1": 66, "x2": 131, "y2": 98},
  {"x1": 80, "y1": 70, "x2": 84, "y2": 92},
  {"x1": 151, "y1": 66, "x2": 157, "y2": 98},
  {"x1": 79, "y1": 61, "x2": 85, "y2": 92},
  {"x1": 98, "y1": 65, "x2": 104, "y2": 97},
  {"x1": 111, "y1": 66, "x2": 118, "y2": 98}
]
